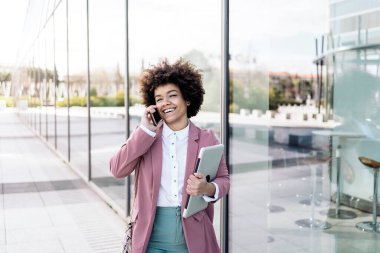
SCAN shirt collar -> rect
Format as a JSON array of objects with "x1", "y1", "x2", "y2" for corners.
[{"x1": 162, "y1": 121, "x2": 189, "y2": 140}]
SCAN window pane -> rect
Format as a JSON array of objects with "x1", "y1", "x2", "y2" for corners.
[
  {"x1": 55, "y1": 0, "x2": 69, "y2": 159},
  {"x1": 68, "y1": 0, "x2": 89, "y2": 178},
  {"x1": 129, "y1": 0, "x2": 222, "y2": 240},
  {"x1": 229, "y1": 0, "x2": 330, "y2": 252},
  {"x1": 89, "y1": 0, "x2": 126, "y2": 210},
  {"x1": 332, "y1": 47, "x2": 380, "y2": 223},
  {"x1": 46, "y1": 20, "x2": 55, "y2": 147},
  {"x1": 36, "y1": 37, "x2": 45, "y2": 137}
]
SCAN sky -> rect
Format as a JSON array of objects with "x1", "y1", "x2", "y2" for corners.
[
  {"x1": 0, "y1": 0, "x2": 330, "y2": 75},
  {"x1": 0, "y1": 0, "x2": 29, "y2": 66},
  {"x1": 129, "y1": 0, "x2": 329, "y2": 74}
]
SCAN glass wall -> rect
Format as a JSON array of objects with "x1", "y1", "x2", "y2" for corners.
[
  {"x1": 13, "y1": 0, "x2": 380, "y2": 252},
  {"x1": 229, "y1": 0, "x2": 335, "y2": 252},
  {"x1": 36, "y1": 38, "x2": 43, "y2": 136},
  {"x1": 129, "y1": 0, "x2": 222, "y2": 238},
  {"x1": 68, "y1": 0, "x2": 88, "y2": 178},
  {"x1": 54, "y1": 0, "x2": 69, "y2": 159},
  {"x1": 46, "y1": 19, "x2": 55, "y2": 147},
  {"x1": 88, "y1": 0, "x2": 126, "y2": 209},
  {"x1": 42, "y1": 27, "x2": 49, "y2": 140},
  {"x1": 332, "y1": 47, "x2": 380, "y2": 214}
]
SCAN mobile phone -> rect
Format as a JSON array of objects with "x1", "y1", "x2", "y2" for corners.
[{"x1": 149, "y1": 111, "x2": 161, "y2": 126}]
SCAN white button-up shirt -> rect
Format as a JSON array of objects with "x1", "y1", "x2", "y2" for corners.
[
  {"x1": 157, "y1": 123, "x2": 188, "y2": 206},
  {"x1": 140, "y1": 122, "x2": 219, "y2": 207}
]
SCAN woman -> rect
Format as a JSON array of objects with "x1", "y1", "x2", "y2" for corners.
[{"x1": 110, "y1": 59, "x2": 230, "y2": 253}]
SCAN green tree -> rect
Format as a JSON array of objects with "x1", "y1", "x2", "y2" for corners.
[
  {"x1": 90, "y1": 87, "x2": 97, "y2": 96},
  {"x1": 116, "y1": 90, "x2": 124, "y2": 106},
  {"x1": 0, "y1": 71, "x2": 11, "y2": 82}
]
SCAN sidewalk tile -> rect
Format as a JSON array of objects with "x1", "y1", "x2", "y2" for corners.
[
  {"x1": 6, "y1": 240, "x2": 65, "y2": 253},
  {"x1": 4, "y1": 193, "x2": 44, "y2": 209},
  {"x1": 4, "y1": 207, "x2": 52, "y2": 229},
  {"x1": 6, "y1": 226, "x2": 58, "y2": 244},
  {"x1": 46, "y1": 206, "x2": 76, "y2": 226},
  {"x1": 0, "y1": 110, "x2": 126, "y2": 252}
]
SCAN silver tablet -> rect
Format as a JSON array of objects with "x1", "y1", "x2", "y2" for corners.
[{"x1": 183, "y1": 144, "x2": 224, "y2": 219}]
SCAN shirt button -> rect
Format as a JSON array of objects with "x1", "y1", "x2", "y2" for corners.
[
  {"x1": 174, "y1": 194, "x2": 177, "y2": 197},
  {"x1": 171, "y1": 143, "x2": 174, "y2": 145},
  {"x1": 174, "y1": 179, "x2": 176, "y2": 182}
]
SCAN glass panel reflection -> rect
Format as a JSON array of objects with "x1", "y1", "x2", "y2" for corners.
[
  {"x1": 89, "y1": 0, "x2": 126, "y2": 210},
  {"x1": 68, "y1": 0, "x2": 89, "y2": 179},
  {"x1": 46, "y1": 20, "x2": 56, "y2": 147},
  {"x1": 35, "y1": 39, "x2": 44, "y2": 136},
  {"x1": 332, "y1": 47, "x2": 380, "y2": 215},
  {"x1": 129, "y1": 0, "x2": 222, "y2": 241},
  {"x1": 229, "y1": 0, "x2": 334, "y2": 252},
  {"x1": 55, "y1": 0, "x2": 69, "y2": 159}
]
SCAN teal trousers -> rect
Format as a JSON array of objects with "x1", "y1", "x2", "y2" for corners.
[{"x1": 147, "y1": 206, "x2": 189, "y2": 253}]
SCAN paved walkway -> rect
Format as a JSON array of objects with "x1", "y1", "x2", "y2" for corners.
[{"x1": 0, "y1": 109, "x2": 125, "y2": 253}]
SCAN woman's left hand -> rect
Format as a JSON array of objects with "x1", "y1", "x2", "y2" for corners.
[{"x1": 186, "y1": 172, "x2": 215, "y2": 197}]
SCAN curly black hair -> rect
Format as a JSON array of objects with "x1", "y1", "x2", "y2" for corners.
[{"x1": 139, "y1": 58, "x2": 205, "y2": 118}]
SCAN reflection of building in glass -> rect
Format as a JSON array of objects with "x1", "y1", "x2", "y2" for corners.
[
  {"x1": 321, "y1": 0, "x2": 380, "y2": 215},
  {"x1": 330, "y1": 0, "x2": 380, "y2": 47}
]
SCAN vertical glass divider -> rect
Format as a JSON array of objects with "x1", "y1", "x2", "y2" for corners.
[
  {"x1": 86, "y1": 0, "x2": 92, "y2": 181},
  {"x1": 125, "y1": 0, "x2": 131, "y2": 218},
  {"x1": 221, "y1": 0, "x2": 230, "y2": 252},
  {"x1": 53, "y1": 14, "x2": 57, "y2": 149},
  {"x1": 66, "y1": 0, "x2": 71, "y2": 161}
]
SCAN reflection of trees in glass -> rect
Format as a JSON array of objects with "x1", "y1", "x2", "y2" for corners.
[
  {"x1": 113, "y1": 63, "x2": 124, "y2": 89},
  {"x1": 69, "y1": 74, "x2": 87, "y2": 97},
  {"x1": 24, "y1": 67, "x2": 54, "y2": 83},
  {"x1": 181, "y1": 50, "x2": 316, "y2": 113},
  {"x1": 269, "y1": 72, "x2": 314, "y2": 110},
  {"x1": 0, "y1": 70, "x2": 11, "y2": 95},
  {"x1": 91, "y1": 69, "x2": 112, "y2": 96},
  {"x1": 183, "y1": 49, "x2": 220, "y2": 112},
  {"x1": 58, "y1": 65, "x2": 127, "y2": 107},
  {"x1": 0, "y1": 71, "x2": 11, "y2": 83},
  {"x1": 21, "y1": 67, "x2": 55, "y2": 104},
  {"x1": 230, "y1": 70, "x2": 268, "y2": 113},
  {"x1": 54, "y1": 65, "x2": 137, "y2": 107},
  {"x1": 90, "y1": 65, "x2": 124, "y2": 97},
  {"x1": 229, "y1": 70, "x2": 315, "y2": 113},
  {"x1": 11, "y1": 66, "x2": 52, "y2": 107},
  {"x1": 0, "y1": 70, "x2": 13, "y2": 106}
]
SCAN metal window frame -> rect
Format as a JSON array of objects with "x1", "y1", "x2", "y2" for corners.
[
  {"x1": 221, "y1": 0, "x2": 230, "y2": 252},
  {"x1": 125, "y1": 0, "x2": 132, "y2": 217},
  {"x1": 86, "y1": 0, "x2": 92, "y2": 181},
  {"x1": 66, "y1": 0, "x2": 71, "y2": 162}
]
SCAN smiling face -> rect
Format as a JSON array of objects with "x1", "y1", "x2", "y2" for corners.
[{"x1": 154, "y1": 83, "x2": 189, "y2": 131}]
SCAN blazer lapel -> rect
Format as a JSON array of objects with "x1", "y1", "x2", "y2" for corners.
[
  {"x1": 181, "y1": 121, "x2": 200, "y2": 208},
  {"x1": 151, "y1": 127, "x2": 163, "y2": 206}
]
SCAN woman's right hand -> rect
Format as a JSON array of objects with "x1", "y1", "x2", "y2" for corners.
[{"x1": 141, "y1": 105, "x2": 163, "y2": 132}]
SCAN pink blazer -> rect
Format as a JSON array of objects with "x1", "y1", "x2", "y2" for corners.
[{"x1": 110, "y1": 121, "x2": 230, "y2": 253}]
